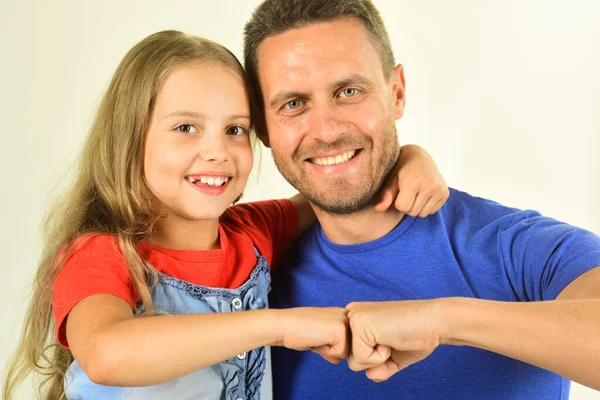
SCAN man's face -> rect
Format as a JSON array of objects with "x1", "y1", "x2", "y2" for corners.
[{"x1": 257, "y1": 17, "x2": 406, "y2": 214}]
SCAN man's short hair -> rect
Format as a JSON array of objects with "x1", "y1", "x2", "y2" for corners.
[{"x1": 244, "y1": 0, "x2": 395, "y2": 132}]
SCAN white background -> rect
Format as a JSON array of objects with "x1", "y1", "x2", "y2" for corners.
[{"x1": 1, "y1": 0, "x2": 598, "y2": 398}]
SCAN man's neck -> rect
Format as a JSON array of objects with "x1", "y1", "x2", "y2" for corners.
[{"x1": 314, "y1": 206, "x2": 406, "y2": 245}]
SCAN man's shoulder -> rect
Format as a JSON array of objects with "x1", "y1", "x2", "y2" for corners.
[
  {"x1": 440, "y1": 188, "x2": 590, "y2": 244},
  {"x1": 444, "y1": 187, "x2": 533, "y2": 222},
  {"x1": 446, "y1": 187, "x2": 519, "y2": 210}
]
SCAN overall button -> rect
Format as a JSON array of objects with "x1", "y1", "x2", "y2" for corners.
[
  {"x1": 237, "y1": 352, "x2": 246, "y2": 360},
  {"x1": 232, "y1": 298, "x2": 242, "y2": 310},
  {"x1": 236, "y1": 398, "x2": 244, "y2": 400}
]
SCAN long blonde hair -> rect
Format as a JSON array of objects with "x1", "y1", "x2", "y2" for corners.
[{"x1": 3, "y1": 30, "x2": 249, "y2": 400}]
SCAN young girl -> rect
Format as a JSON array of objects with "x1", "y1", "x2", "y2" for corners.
[{"x1": 3, "y1": 30, "x2": 448, "y2": 400}]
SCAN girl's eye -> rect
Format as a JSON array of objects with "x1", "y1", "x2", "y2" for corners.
[
  {"x1": 285, "y1": 100, "x2": 302, "y2": 110},
  {"x1": 340, "y1": 88, "x2": 358, "y2": 97},
  {"x1": 176, "y1": 124, "x2": 198, "y2": 134},
  {"x1": 227, "y1": 126, "x2": 247, "y2": 136}
]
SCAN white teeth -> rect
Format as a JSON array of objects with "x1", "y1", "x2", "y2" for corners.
[
  {"x1": 187, "y1": 175, "x2": 230, "y2": 186},
  {"x1": 312, "y1": 150, "x2": 357, "y2": 166}
]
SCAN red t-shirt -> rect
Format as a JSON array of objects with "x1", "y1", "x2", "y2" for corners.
[{"x1": 53, "y1": 199, "x2": 298, "y2": 348}]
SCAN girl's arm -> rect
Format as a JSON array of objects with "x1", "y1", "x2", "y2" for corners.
[
  {"x1": 67, "y1": 294, "x2": 348, "y2": 387},
  {"x1": 291, "y1": 144, "x2": 450, "y2": 236},
  {"x1": 288, "y1": 193, "x2": 317, "y2": 236}
]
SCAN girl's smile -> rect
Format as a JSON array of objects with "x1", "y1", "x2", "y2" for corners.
[{"x1": 185, "y1": 172, "x2": 232, "y2": 196}]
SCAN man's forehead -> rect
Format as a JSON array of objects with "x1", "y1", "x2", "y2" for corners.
[{"x1": 257, "y1": 18, "x2": 382, "y2": 90}]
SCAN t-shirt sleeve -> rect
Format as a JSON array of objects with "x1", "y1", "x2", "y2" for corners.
[
  {"x1": 227, "y1": 199, "x2": 299, "y2": 268},
  {"x1": 52, "y1": 235, "x2": 136, "y2": 348},
  {"x1": 497, "y1": 211, "x2": 600, "y2": 301}
]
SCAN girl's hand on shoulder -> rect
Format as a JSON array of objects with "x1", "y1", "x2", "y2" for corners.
[{"x1": 374, "y1": 144, "x2": 449, "y2": 217}]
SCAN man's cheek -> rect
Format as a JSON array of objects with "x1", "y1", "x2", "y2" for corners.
[{"x1": 273, "y1": 126, "x2": 302, "y2": 154}]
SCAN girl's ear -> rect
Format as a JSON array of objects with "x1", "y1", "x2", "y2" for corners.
[{"x1": 390, "y1": 64, "x2": 406, "y2": 120}]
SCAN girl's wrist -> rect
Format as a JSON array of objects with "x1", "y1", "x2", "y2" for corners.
[{"x1": 256, "y1": 308, "x2": 286, "y2": 347}]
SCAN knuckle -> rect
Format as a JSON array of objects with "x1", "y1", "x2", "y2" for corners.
[
  {"x1": 401, "y1": 180, "x2": 418, "y2": 192},
  {"x1": 428, "y1": 183, "x2": 439, "y2": 194},
  {"x1": 395, "y1": 198, "x2": 411, "y2": 212},
  {"x1": 365, "y1": 370, "x2": 384, "y2": 382},
  {"x1": 347, "y1": 359, "x2": 363, "y2": 372},
  {"x1": 348, "y1": 314, "x2": 359, "y2": 329},
  {"x1": 423, "y1": 179, "x2": 435, "y2": 190},
  {"x1": 348, "y1": 316, "x2": 366, "y2": 333}
]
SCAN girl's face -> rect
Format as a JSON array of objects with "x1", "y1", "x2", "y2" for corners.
[{"x1": 144, "y1": 62, "x2": 253, "y2": 226}]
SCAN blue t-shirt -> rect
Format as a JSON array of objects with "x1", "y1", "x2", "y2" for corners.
[{"x1": 271, "y1": 188, "x2": 600, "y2": 400}]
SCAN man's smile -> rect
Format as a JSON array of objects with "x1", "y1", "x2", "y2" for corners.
[{"x1": 307, "y1": 149, "x2": 360, "y2": 166}]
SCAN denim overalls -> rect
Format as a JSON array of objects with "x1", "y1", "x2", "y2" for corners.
[{"x1": 64, "y1": 248, "x2": 273, "y2": 400}]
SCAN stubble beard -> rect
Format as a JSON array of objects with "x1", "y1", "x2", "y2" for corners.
[{"x1": 272, "y1": 123, "x2": 400, "y2": 215}]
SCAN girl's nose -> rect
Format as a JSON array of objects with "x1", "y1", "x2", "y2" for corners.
[{"x1": 198, "y1": 131, "x2": 228, "y2": 163}]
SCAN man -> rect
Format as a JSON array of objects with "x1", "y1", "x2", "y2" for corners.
[{"x1": 244, "y1": 0, "x2": 600, "y2": 399}]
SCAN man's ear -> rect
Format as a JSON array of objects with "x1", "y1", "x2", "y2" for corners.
[
  {"x1": 254, "y1": 113, "x2": 270, "y2": 147},
  {"x1": 390, "y1": 64, "x2": 406, "y2": 120}
]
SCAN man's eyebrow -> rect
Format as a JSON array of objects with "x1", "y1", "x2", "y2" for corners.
[
  {"x1": 329, "y1": 74, "x2": 373, "y2": 91},
  {"x1": 268, "y1": 91, "x2": 307, "y2": 110}
]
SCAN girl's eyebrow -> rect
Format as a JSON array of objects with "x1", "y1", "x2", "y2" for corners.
[
  {"x1": 163, "y1": 111, "x2": 250, "y2": 121},
  {"x1": 164, "y1": 111, "x2": 205, "y2": 119},
  {"x1": 228, "y1": 114, "x2": 251, "y2": 121}
]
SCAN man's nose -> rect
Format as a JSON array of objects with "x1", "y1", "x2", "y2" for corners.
[{"x1": 308, "y1": 102, "x2": 344, "y2": 143}]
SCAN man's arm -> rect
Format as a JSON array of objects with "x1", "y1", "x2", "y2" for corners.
[
  {"x1": 346, "y1": 267, "x2": 600, "y2": 390},
  {"x1": 444, "y1": 267, "x2": 600, "y2": 388}
]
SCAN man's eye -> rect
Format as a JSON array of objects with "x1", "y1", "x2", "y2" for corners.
[
  {"x1": 285, "y1": 100, "x2": 302, "y2": 110},
  {"x1": 340, "y1": 88, "x2": 358, "y2": 97},
  {"x1": 227, "y1": 126, "x2": 247, "y2": 136},
  {"x1": 176, "y1": 124, "x2": 197, "y2": 134}
]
